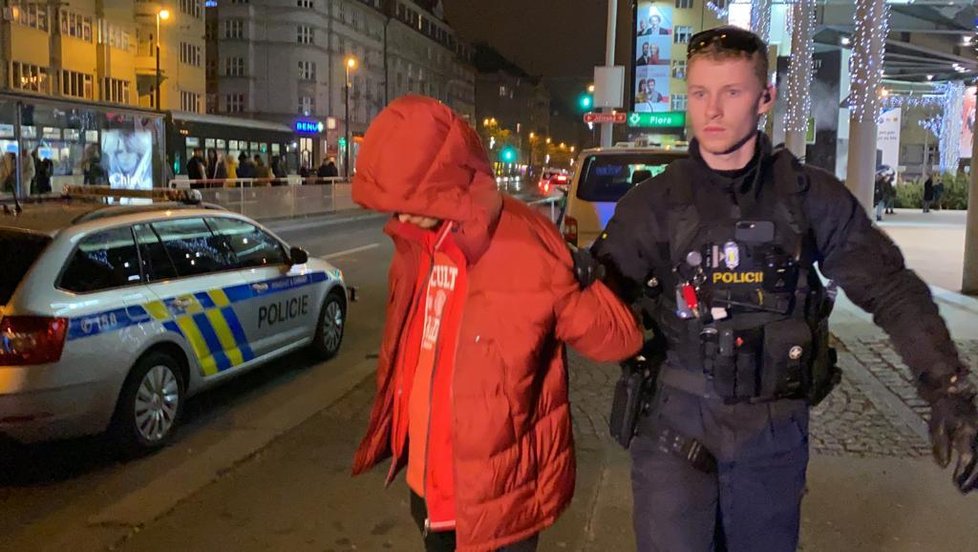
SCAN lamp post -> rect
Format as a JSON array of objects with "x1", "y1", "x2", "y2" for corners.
[
  {"x1": 155, "y1": 8, "x2": 170, "y2": 111},
  {"x1": 344, "y1": 55, "x2": 358, "y2": 177}
]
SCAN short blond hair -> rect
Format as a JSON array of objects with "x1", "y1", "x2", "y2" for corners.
[{"x1": 688, "y1": 41, "x2": 768, "y2": 88}]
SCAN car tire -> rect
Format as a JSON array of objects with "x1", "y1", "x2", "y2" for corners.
[
  {"x1": 110, "y1": 350, "x2": 185, "y2": 458},
  {"x1": 311, "y1": 290, "x2": 346, "y2": 360}
]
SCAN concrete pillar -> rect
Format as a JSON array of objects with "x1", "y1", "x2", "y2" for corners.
[
  {"x1": 962, "y1": 103, "x2": 978, "y2": 294},
  {"x1": 845, "y1": 0, "x2": 889, "y2": 212},
  {"x1": 783, "y1": 0, "x2": 815, "y2": 158}
]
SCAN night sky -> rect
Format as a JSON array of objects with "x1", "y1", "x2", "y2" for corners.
[{"x1": 442, "y1": 0, "x2": 636, "y2": 143}]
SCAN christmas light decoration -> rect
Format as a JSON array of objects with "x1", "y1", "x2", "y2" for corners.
[
  {"x1": 939, "y1": 81, "x2": 964, "y2": 173},
  {"x1": 750, "y1": 0, "x2": 772, "y2": 43},
  {"x1": 783, "y1": 0, "x2": 815, "y2": 134},
  {"x1": 848, "y1": 0, "x2": 890, "y2": 123}
]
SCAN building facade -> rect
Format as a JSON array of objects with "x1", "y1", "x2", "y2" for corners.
[
  {"x1": 0, "y1": 0, "x2": 205, "y2": 195},
  {"x1": 206, "y1": 0, "x2": 475, "y2": 173}
]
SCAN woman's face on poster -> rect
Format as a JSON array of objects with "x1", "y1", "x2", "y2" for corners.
[{"x1": 113, "y1": 138, "x2": 143, "y2": 174}]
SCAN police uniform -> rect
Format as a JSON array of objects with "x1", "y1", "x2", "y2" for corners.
[{"x1": 593, "y1": 133, "x2": 973, "y2": 551}]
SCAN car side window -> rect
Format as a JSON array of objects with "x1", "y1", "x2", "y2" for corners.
[
  {"x1": 150, "y1": 218, "x2": 237, "y2": 277},
  {"x1": 133, "y1": 223, "x2": 178, "y2": 281},
  {"x1": 59, "y1": 226, "x2": 142, "y2": 293},
  {"x1": 206, "y1": 217, "x2": 288, "y2": 268}
]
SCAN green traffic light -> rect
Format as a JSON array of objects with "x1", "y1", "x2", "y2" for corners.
[
  {"x1": 500, "y1": 146, "x2": 517, "y2": 163},
  {"x1": 578, "y1": 93, "x2": 593, "y2": 111}
]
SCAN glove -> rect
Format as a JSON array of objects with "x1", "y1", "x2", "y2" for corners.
[
  {"x1": 929, "y1": 388, "x2": 978, "y2": 494},
  {"x1": 570, "y1": 245, "x2": 604, "y2": 289}
]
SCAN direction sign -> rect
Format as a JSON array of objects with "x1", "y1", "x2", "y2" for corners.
[
  {"x1": 627, "y1": 111, "x2": 687, "y2": 128},
  {"x1": 583, "y1": 111, "x2": 627, "y2": 124}
]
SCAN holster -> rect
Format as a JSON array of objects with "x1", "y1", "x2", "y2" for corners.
[{"x1": 609, "y1": 354, "x2": 660, "y2": 449}]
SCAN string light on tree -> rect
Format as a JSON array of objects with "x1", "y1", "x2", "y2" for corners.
[
  {"x1": 783, "y1": 0, "x2": 815, "y2": 134},
  {"x1": 848, "y1": 0, "x2": 890, "y2": 123},
  {"x1": 750, "y1": 0, "x2": 772, "y2": 43},
  {"x1": 939, "y1": 81, "x2": 965, "y2": 174}
]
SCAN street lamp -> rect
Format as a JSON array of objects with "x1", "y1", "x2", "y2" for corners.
[
  {"x1": 155, "y1": 8, "x2": 170, "y2": 111},
  {"x1": 344, "y1": 55, "x2": 358, "y2": 177}
]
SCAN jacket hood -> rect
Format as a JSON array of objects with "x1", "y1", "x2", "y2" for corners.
[{"x1": 352, "y1": 95, "x2": 503, "y2": 262}]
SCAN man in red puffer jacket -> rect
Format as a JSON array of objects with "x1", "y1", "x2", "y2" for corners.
[{"x1": 351, "y1": 95, "x2": 643, "y2": 552}]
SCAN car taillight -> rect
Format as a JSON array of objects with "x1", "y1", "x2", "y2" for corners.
[
  {"x1": 563, "y1": 215, "x2": 578, "y2": 246},
  {"x1": 0, "y1": 316, "x2": 68, "y2": 366},
  {"x1": 556, "y1": 175, "x2": 567, "y2": 183}
]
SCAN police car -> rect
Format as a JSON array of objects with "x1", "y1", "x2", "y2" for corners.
[{"x1": 0, "y1": 187, "x2": 350, "y2": 454}]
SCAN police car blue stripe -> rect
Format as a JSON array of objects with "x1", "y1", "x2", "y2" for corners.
[
  {"x1": 194, "y1": 292, "x2": 216, "y2": 309},
  {"x1": 220, "y1": 306, "x2": 256, "y2": 362},
  {"x1": 67, "y1": 307, "x2": 150, "y2": 341},
  {"x1": 221, "y1": 272, "x2": 329, "y2": 304},
  {"x1": 192, "y1": 313, "x2": 233, "y2": 372},
  {"x1": 163, "y1": 320, "x2": 182, "y2": 335}
]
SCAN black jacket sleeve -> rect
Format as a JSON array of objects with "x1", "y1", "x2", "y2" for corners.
[
  {"x1": 803, "y1": 167, "x2": 967, "y2": 399},
  {"x1": 590, "y1": 180, "x2": 672, "y2": 302}
]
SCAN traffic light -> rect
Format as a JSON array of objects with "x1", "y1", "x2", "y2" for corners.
[
  {"x1": 338, "y1": 137, "x2": 347, "y2": 148},
  {"x1": 578, "y1": 93, "x2": 593, "y2": 111},
  {"x1": 500, "y1": 146, "x2": 517, "y2": 163}
]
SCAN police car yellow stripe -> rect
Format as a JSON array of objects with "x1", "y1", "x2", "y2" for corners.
[
  {"x1": 176, "y1": 316, "x2": 219, "y2": 376},
  {"x1": 209, "y1": 289, "x2": 232, "y2": 308},
  {"x1": 205, "y1": 309, "x2": 245, "y2": 367},
  {"x1": 145, "y1": 300, "x2": 169, "y2": 320}
]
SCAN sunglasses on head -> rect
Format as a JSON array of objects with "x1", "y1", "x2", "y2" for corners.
[{"x1": 687, "y1": 27, "x2": 766, "y2": 57}]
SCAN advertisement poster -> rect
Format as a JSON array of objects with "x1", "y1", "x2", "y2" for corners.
[
  {"x1": 634, "y1": 2, "x2": 672, "y2": 113},
  {"x1": 876, "y1": 107, "x2": 902, "y2": 171},
  {"x1": 961, "y1": 86, "x2": 976, "y2": 160},
  {"x1": 101, "y1": 128, "x2": 153, "y2": 195}
]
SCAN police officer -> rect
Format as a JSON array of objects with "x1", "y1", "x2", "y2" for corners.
[{"x1": 582, "y1": 26, "x2": 978, "y2": 551}]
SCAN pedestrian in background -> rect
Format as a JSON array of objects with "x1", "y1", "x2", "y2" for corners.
[
  {"x1": 923, "y1": 175, "x2": 935, "y2": 212},
  {"x1": 934, "y1": 178, "x2": 945, "y2": 211}
]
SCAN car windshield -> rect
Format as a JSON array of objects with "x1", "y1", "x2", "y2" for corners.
[
  {"x1": 576, "y1": 152, "x2": 686, "y2": 203},
  {"x1": 0, "y1": 229, "x2": 52, "y2": 305}
]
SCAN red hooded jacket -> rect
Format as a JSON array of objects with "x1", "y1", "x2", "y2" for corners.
[{"x1": 351, "y1": 96, "x2": 642, "y2": 551}]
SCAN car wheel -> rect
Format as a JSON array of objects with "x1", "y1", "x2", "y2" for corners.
[
  {"x1": 311, "y1": 290, "x2": 346, "y2": 360},
  {"x1": 110, "y1": 350, "x2": 184, "y2": 457}
]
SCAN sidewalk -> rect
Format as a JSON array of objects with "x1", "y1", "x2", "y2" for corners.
[{"x1": 107, "y1": 209, "x2": 978, "y2": 552}]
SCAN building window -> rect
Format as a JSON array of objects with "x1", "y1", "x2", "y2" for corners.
[
  {"x1": 104, "y1": 23, "x2": 132, "y2": 51},
  {"x1": 14, "y1": 3, "x2": 49, "y2": 31},
  {"x1": 104, "y1": 78, "x2": 131, "y2": 104},
  {"x1": 180, "y1": 42, "x2": 202, "y2": 67},
  {"x1": 671, "y1": 93, "x2": 687, "y2": 112},
  {"x1": 675, "y1": 0, "x2": 693, "y2": 8},
  {"x1": 223, "y1": 19, "x2": 243, "y2": 39},
  {"x1": 180, "y1": 0, "x2": 202, "y2": 18},
  {"x1": 674, "y1": 25, "x2": 693, "y2": 44},
  {"x1": 224, "y1": 93, "x2": 245, "y2": 113},
  {"x1": 297, "y1": 61, "x2": 316, "y2": 81},
  {"x1": 671, "y1": 60, "x2": 687, "y2": 80},
  {"x1": 11, "y1": 62, "x2": 49, "y2": 93},
  {"x1": 297, "y1": 0, "x2": 313, "y2": 7},
  {"x1": 60, "y1": 10, "x2": 93, "y2": 41},
  {"x1": 224, "y1": 57, "x2": 245, "y2": 77},
  {"x1": 60, "y1": 70, "x2": 93, "y2": 99},
  {"x1": 499, "y1": 85, "x2": 507, "y2": 97},
  {"x1": 181, "y1": 91, "x2": 201, "y2": 112},
  {"x1": 298, "y1": 95, "x2": 313, "y2": 115},
  {"x1": 297, "y1": 25, "x2": 313, "y2": 44}
]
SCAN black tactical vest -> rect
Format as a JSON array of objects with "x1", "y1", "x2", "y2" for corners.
[{"x1": 646, "y1": 151, "x2": 839, "y2": 405}]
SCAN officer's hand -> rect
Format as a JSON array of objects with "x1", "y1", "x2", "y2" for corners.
[
  {"x1": 569, "y1": 245, "x2": 604, "y2": 289},
  {"x1": 929, "y1": 393, "x2": 978, "y2": 493}
]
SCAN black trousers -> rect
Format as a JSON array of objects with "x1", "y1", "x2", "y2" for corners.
[{"x1": 409, "y1": 493, "x2": 539, "y2": 552}]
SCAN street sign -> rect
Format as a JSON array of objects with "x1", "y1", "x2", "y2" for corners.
[
  {"x1": 627, "y1": 111, "x2": 687, "y2": 129},
  {"x1": 583, "y1": 111, "x2": 627, "y2": 124}
]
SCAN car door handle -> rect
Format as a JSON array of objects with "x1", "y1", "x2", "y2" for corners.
[
  {"x1": 251, "y1": 283, "x2": 269, "y2": 293},
  {"x1": 171, "y1": 297, "x2": 194, "y2": 309}
]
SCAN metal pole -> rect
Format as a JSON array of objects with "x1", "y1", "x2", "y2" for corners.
[
  {"x1": 14, "y1": 101, "x2": 22, "y2": 198},
  {"x1": 345, "y1": 65, "x2": 351, "y2": 178},
  {"x1": 383, "y1": 18, "x2": 389, "y2": 106},
  {"x1": 962, "y1": 99, "x2": 978, "y2": 294},
  {"x1": 599, "y1": 0, "x2": 617, "y2": 148},
  {"x1": 155, "y1": 14, "x2": 161, "y2": 110}
]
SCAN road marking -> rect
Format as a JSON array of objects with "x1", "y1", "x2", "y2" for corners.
[{"x1": 321, "y1": 243, "x2": 380, "y2": 260}]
